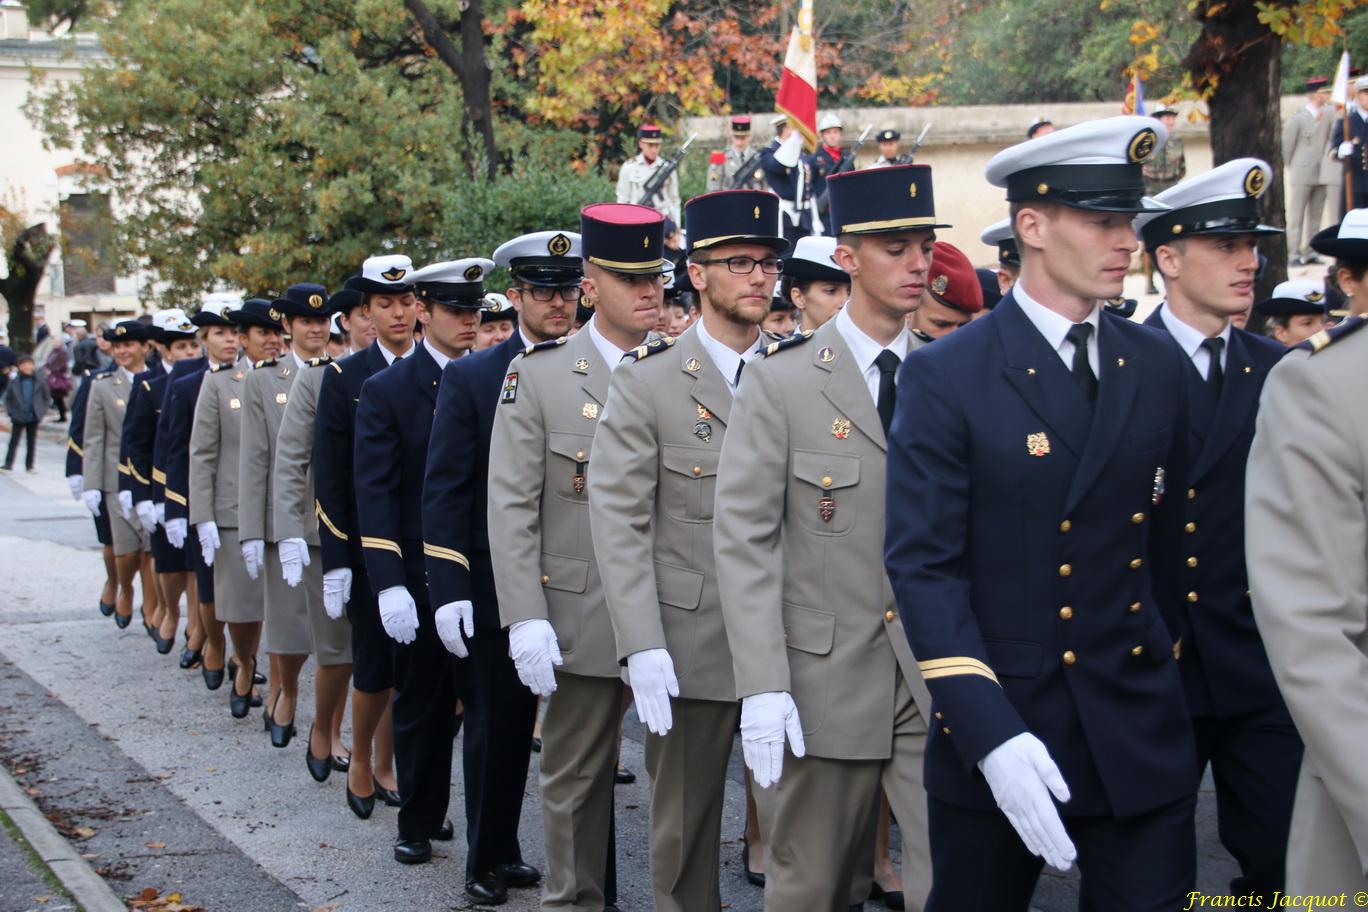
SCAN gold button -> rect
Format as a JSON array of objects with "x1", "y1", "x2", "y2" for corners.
[
  {"x1": 1185, "y1": 522, "x2": 1197, "y2": 534},
  {"x1": 1187, "y1": 488, "x2": 1197, "y2": 500},
  {"x1": 941, "y1": 726, "x2": 951, "y2": 735},
  {"x1": 693, "y1": 466, "x2": 702, "y2": 476},
  {"x1": 1062, "y1": 650, "x2": 1077, "y2": 666},
  {"x1": 540, "y1": 575, "x2": 550, "y2": 584},
  {"x1": 1129, "y1": 558, "x2": 1143, "y2": 570},
  {"x1": 884, "y1": 610, "x2": 895, "y2": 622},
  {"x1": 1131, "y1": 513, "x2": 1145, "y2": 525},
  {"x1": 934, "y1": 711, "x2": 943, "y2": 720},
  {"x1": 1186, "y1": 556, "x2": 1198, "y2": 568},
  {"x1": 1059, "y1": 564, "x2": 1072, "y2": 578},
  {"x1": 821, "y1": 475, "x2": 833, "y2": 487},
  {"x1": 575, "y1": 450, "x2": 585, "y2": 460},
  {"x1": 1131, "y1": 645, "x2": 1144, "y2": 657},
  {"x1": 1187, "y1": 591, "x2": 1199, "y2": 604},
  {"x1": 1059, "y1": 606, "x2": 1073, "y2": 620},
  {"x1": 1129, "y1": 601, "x2": 1141, "y2": 613},
  {"x1": 1059, "y1": 519, "x2": 1072, "y2": 533}
]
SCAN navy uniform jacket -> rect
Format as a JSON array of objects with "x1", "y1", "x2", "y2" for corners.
[
  {"x1": 152, "y1": 358, "x2": 207, "y2": 506},
  {"x1": 162, "y1": 359, "x2": 212, "y2": 522},
  {"x1": 885, "y1": 293, "x2": 1198, "y2": 819},
  {"x1": 117, "y1": 368, "x2": 159, "y2": 501},
  {"x1": 354, "y1": 343, "x2": 444, "y2": 602},
  {"x1": 423, "y1": 332, "x2": 523, "y2": 627},
  {"x1": 314, "y1": 342, "x2": 392, "y2": 576},
  {"x1": 760, "y1": 139, "x2": 815, "y2": 234},
  {"x1": 1331, "y1": 108, "x2": 1368, "y2": 177},
  {"x1": 1143, "y1": 310, "x2": 1288, "y2": 718},
  {"x1": 66, "y1": 364, "x2": 115, "y2": 477}
]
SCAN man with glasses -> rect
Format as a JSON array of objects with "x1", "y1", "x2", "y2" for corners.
[
  {"x1": 422, "y1": 232, "x2": 581, "y2": 904},
  {"x1": 588, "y1": 189, "x2": 788, "y2": 911}
]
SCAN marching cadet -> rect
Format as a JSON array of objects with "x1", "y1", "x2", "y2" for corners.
[
  {"x1": 191, "y1": 300, "x2": 279, "y2": 710},
  {"x1": 782, "y1": 235, "x2": 850, "y2": 332},
  {"x1": 1026, "y1": 117, "x2": 1054, "y2": 139},
  {"x1": 164, "y1": 294, "x2": 241, "y2": 687},
  {"x1": 82, "y1": 320, "x2": 153, "y2": 630},
  {"x1": 617, "y1": 124, "x2": 681, "y2": 224},
  {"x1": 326, "y1": 312, "x2": 347, "y2": 360},
  {"x1": 714, "y1": 165, "x2": 939, "y2": 912},
  {"x1": 424, "y1": 231, "x2": 582, "y2": 903},
  {"x1": 1246, "y1": 312, "x2": 1368, "y2": 894},
  {"x1": 1135, "y1": 158, "x2": 1300, "y2": 904},
  {"x1": 707, "y1": 115, "x2": 765, "y2": 192},
  {"x1": 761, "y1": 115, "x2": 818, "y2": 244},
  {"x1": 909, "y1": 241, "x2": 982, "y2": 342},
  {"x1": 488, "y1": 203, "x2": 666, "y2": 912},
  {"x1": 475, "y1": 292, "x2": 517, "y2": 351},
  {"x1": 869, "y1": 129, "x2": 904, "y2": 168},
  {"x1": 314, "y1": 255, "x2": 414, "y2": 819},
  {"x1": 352, "y1": 258, "x2": 487, "y2": 866},
  {"x1": 65, "y1": 348, "x2": 118, "y2": 619},
  {"x1": 980, "y1": 218, "x2": 1021, "y2": 296},
  {"x1": 1254, "y1": 279, "x2": 1329, "y2": 347},
  {"x1": 331, "y1": 287, "x2": 374, "y2": 355},
  {"x1": 239, "y1": 284, "x2": 332, "y2": 748},
  {"x1": 588, "y1": 189, "x2": 788, "y2": 912},
  {"x1": 885, "y1": 116, "x2": 1199, "y2": 907},
  {"x1": 272, "y1": 293, "x2": 353, "y2": 783},
  {"x1": 1310, "y1": 208, "x2": 1368, "y2": 320}
]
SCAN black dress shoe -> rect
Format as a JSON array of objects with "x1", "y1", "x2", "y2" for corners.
[
  {"x1": 305, "y1": 726, "x2": 332, "y2": 782},
  {"x1": 433, "y1": 819, "x2": 454, "y2": 841},
  {"x1": 374, "y1": 777, "x2": 401, "y2": 807},
  {"x1": 202, "y1": 664, "x2": 226, "y2": 691},
  {"x1": 393, "y1": 838, "x2": 431, "y2": 865},
  {"x1": 346, "y1": 784, "x2": 375, "y2": 820},
  {"x1": 228, "y1": 659, "x2": 267, "y2": 686},
  {"x1": 530, "y1": 736, "x2": 542, "y2": 753},
  {"x1": 113, "y1": 613, "x2": 131, "y2": 629},
  {"x1": 154, "y1": 632, "x2": 175, "y2": 655},
  {"x1": 869, "y1": 882, "x2": 904, "y2": 910},
  {"x1": 465, "y1": 875, "x2": 508, "y2": 905},
  {"x1": 614, "y1": 765, "x2": 636, "y2": 785},
  {"x1": 330, "y1": 752, "x2": 350, "y2": 772},
  {"x1": 494, "y1": 862, "x2": 540, "y2": 888},
  {"x1": 98, "y1": 601, "x2": 115, "y2": 617},
  {"x1": 269, "y1": 695, "x2": 296, "y2": 748},
  {"x1": 229, "y1": 679, "x2": 253, "y2": 719},
  {"x1": 741, "y1": 840, "x2": 765, "y2": 888},
  {"x1": 179, "y1": 647, "x2": 202, "y2": 669}
]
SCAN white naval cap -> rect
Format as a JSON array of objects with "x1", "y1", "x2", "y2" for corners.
[
  {"x1": 1255, "y1": 278, "x2": 1328, "y2": 317},
  {"x1": 65, "y1": 318, "x2": 87, "y2": 328},
  {"x1": 818, "y1": 112, "x2": 843, "y2": 131},
  {"x1": 153, "y1": 308, "x2": 196, "y2": 336},
  {"x1": 330, "y1": 311, "x2": 345, "y2": 335},
  {"x1": 408, "y1": 257, "x2": 497, "y2": 308},
  {"x1": 979, "y1": 217, "x2": 1020, "y2": 266},
  {"x1": 493, "y1": 231, "x2": 583, "y2": 286},
  {"x1": 770, "y1": 113, "x2": 789, "y2": 127},
  {"x1": 1134, "y1": 157, "x2": 1280, "y2": 248},
  {"x1": 1356, "y1": 75, "x2": 1368, "y2": 93},
  {"x1": 193, "y1": 292, "x2": 243, "y2": 327},
  {"x1": 481, "y1": 292, "x2": 513, "y2": 317},
  {"x1": 349, "y1": 254, "x2": 415, "y2": 294},
  {"x1": 985, "y1": 115, "x2": 1170, "y2": 213},
  {"x1": 781, "y1": 235, "x2": 848, "y2": 283},
  {"x1": 1310, "y1": 207, "x2": 1368, "y2": 259}
]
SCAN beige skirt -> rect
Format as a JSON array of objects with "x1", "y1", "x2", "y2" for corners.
[
  {"x1": 106, "y1": 492, "x2": 149, "y2": 557},
  {"x1": 304, "y1": 546, "x2": 351, "y2": 666},
  {"x1": 213, "y1": 526, "x2": 264, "y2": 624}
]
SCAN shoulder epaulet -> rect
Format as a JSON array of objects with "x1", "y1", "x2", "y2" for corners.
[
  {"x1": 331, "y1": 361, "x2": 343, "y2": 373},
  {"x1": 208, "y1": 362, "x2": 230, "y2": 373},
  {"x1": 306, "y1": 356, "x2": 334, "y2": 368},
  {"x1": 910, "y1": 328, "x2": 935, "y2": 344},
  {"x1": 763, "y1": 329, "x2": 814, "y2": 357},
  {"x1": 627, "y1": 335, "x2": 676, "y2": 361},
  {"x1": 141, "y1": 379, "x2": 152, "y2": 391},
  {"x1": 522, "y1": 337, "x2": 568, "y2": 356},
  {"x1": 253, "y1": 357, "x2": 278, "y2": 369},
  {"x1": 95, "y1": 370, "x2": 114, "y2": 380},
  {"x1": 1298, "y1": 316, "x2": 1366, "y2": 354}
]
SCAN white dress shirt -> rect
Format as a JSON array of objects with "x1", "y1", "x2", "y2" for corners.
[
  {"x1": 586, "y1": 316, "x2": 637, "y2": 373},
  {"x1": 118, "y1": 366, "x2": 136, "y2": 384},
  {"x1": 423, "y1": 337, "x2": 458, "y2": 371},
  {"x1": 379, "y1": 341, "x2": 415, "y2": 366},
  {"x1": 834, "y1": 306, "x2": 910, "y2": 405},
  {"x1": 694, "y1": 317, "x2": 764, "y2": 394},
  {"x1": 1158, "y1": 303, "x2": 1230, "y2": 381},
  {"x1": 289, "y1": 349, "x2": 310, "y2": 372},
  {"x1": 1015, "y1": 283, "x2": 1101, "y2": 376}
]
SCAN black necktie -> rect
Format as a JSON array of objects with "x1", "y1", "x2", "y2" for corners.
[
  {"x1": 1201, "y1": 337, "x2": 1224, "y2": 398},
  {"x1": 1065, "y1": 322, "x2": 1097, "y2": 402},
  {"x1": 734, "y1": 359, "x2": 745, "y2": 387},
  {"x1": 874, "y1": 350, "x2": 900, "y2": 433}
]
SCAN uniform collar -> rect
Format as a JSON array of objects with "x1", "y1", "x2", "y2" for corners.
[
  {"x1": 1014, "y1": 281, "x2": 1100, "y2": 353},
  {"x1": 834, "y1": 305, "x2": 909, "y2": 379},
  {"x1": 586, "y1": 316, "x2": 637, "y2": 372},
  {"x1": 1158, "y1": 303, "x2": 1230, "y2": 359},
  {"x1": 422, "y1": 337, "x2": 461, "y2": 370},
  {"x1": 694, "y1": 315, "x2": 763, "y2": 393},
  {"x1": 379, "y1": 341, "x2": 415, "y2": 366}
]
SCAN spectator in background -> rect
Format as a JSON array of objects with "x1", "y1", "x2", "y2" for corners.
[
  {"x1": 1283, "y1": 77, "x2": 1337, "y2": 266},
  {"x1": 69, "y1": 320, "x2": 101, "y2": 375},
  {"x1": 2, "y1": 353, "x2": 52, "y2": 473},
  {"x1": 45, "y1": 342, "x2": 72, "y2": 422},
  {"x1": 0, "y1": 333, "x2": 15, "y2": 398},
  {"x1": 1143, "y1": 106, "x2": 1188, "y2": 293}
]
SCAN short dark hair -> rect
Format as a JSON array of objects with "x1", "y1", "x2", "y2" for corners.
[
  {"x1": 16, "y1": 353, "x2": 34, "y2": 365},
  {"x1": 1336, "y1": 256, "x2": 1368, "y2": 283}
]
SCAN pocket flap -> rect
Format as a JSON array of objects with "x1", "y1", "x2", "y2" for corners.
[
  {"x1": 548, "y1": 432, "x2": 593, "y2": 462},
  {"x1": 983, "y1": 638, "x2": 1042, "y2": 678},
  {"x1": 784, "y1": 603, "x2": 836, "y2": 656},
  {"x1": 540, "y1": 552, "x2": 589, "y2": 594},
  {"x1": 792, "y1": 450, "x2": 860, "y2": 490},
  {"x1": 662, "y1": 444, "x2": 719, "y2": 479},
  {"x1": 655, "y1": 561, "x2": 704, "y2": 610}
]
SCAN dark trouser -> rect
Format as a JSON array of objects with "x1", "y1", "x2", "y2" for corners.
[
  {"x1": 188, "y1": 524, "x2": 214, "y2": 603},
  {"x1": 4, "y1": 420, "x2": 36, "y2": 469},
  {"x1": 392, "y1": 601, "x2": 461, "y2": 841},
  {"x1": 926, "y1": 793, "x2": 1196, "y2": 912},
  {"x1": 52, "y1": 391, "x2": 67, "y2": 421},
  {"x1": 462, "y1": 624, "x2": 538, "y2": 879},
  {"x1": 1195, "y1": 704, "x2": 1303, "y2": 904},
  {"x1": 346, "y1": 567, "x2": 393, "y2": 693}
]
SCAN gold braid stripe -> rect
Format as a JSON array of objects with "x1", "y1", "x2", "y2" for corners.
[
  {"x1": 152, "y1": 468, "x2": 167, "y2": 484},
  {"x1": 315, "y1": 501, "x2": 347, "y2": 541},
  {"x1": 422, "y1": 543, "x2": 470, "y2": 570},
  {"x1": 917, "y1": 656, "x2": 1001, "y2": 685},
  {"x1": 128, "y1": 464, "x2": 150, "y2": 485},
  {"x1": 360, "y1": 536, "x2": 402, "y2": 557},
  {"x1": 165, "y1": 490, "x2": 187, "y2": 506},
  {"x1": 67, "y1": 439, "x2": 84, "y2": 456}
]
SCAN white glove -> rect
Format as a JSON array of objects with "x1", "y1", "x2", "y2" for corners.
[
  {"x1": 1339, "y1": 140, "x2": 1355, "y2": 159},
  {"x1": 278, "y1": 538, "x2": 310, "y2": 587},
  {"x1": 67, "y1": 475, "x2": 84, "y2": 500},
  {"x1": 164, "y1": 517, "x2": 187, "y2": 549},
  {"x1": 117, "y1": 489, "x2": 133, "y2": 518},
  {"x1": 322, "y1": 568, "x2": 352, "y2": 619},
  {"x1": 135, "y1": 500, "x2": 157, "y2": 533},
  {"x1": 155, "y1": 502, "x2": 166, "y2": 525},
  {"x1": 196, "y1": 521, "x2": 220, "y2": 566},
  {"x1": 83, "y1": 489, "x2": 104, "y2": 515},
  {"x1": 774, "y1": 130, "x2": 804, "y2": 168},
  {"x1": 241, "y1": 538, "x2": 264, "y2": 579},
  {"x1": 627, "y1": 648, "x2": 680, "y2": 736},
  {"x1": 979, "y1": 733, "x2": 1077, "y2": 872},
  {"x1": 434, "y1": 600, "x2": 475, "y2": 658},
  {"x1": 740, "y1": 691, "x2": 806, "y2": 788},
  {"x1": 378, "y1": 586, "x2": 420, "y2": 644},
  {"x1": 508, "y1": 618, "x2": 563, "y2": 697}
]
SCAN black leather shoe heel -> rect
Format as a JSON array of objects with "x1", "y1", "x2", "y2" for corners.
[
  {"x1": 202, "y1": 665, "x2": 225, "y2": 691},
  {"x1": 433, "y1": 818, "x2": 454, "y2": 841},
  {"x1": 494, "y1": 862, "x2": 540, "y2": 888},
  {"x1": 179, "y1": 647, "x2": 202, "y2": 669},
  {"x1": 465, "y1": 875, "x2": 508, "y2": 905},
  {"x1": 305, "y1": 725, "x2": 332, "y2": 782},
  {"x1": 98, "y1": 601, "x2": 115, "y2": 617},
  {"x1": 113, "y1": 613, "x2": 131, "y2": 629},
  {"x1": 374, "y1": 777, "x2": 401, "y2": 807},
  {"x1": 269, "y1": 694, "x2": 296, "y2": 748},
  {"x1": 393, "y1": 838, "x2": 431, "y2": 865},
  {"x1": 346, "y1": 784, "x2": 375, "y2": 819}
]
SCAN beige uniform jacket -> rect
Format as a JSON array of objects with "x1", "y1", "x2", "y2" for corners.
[
  {"x1": 714, "y1": 320, "x2": 932, "y2": 759},
  {"x1": 616, "y1": 154, "x2": 681, "y2": 224},
  {"x1": 189, "y1": 362, "x2": 247, "y2": 528},
  {"x1": 82, "y1": 370, "x2": 131, "y2": 492},
  {"x1": 1247, "y1": 323, "x2": 1368, "y2": 885},
  {"x1": 272, "y1": 359, "x2": 328, "y2": 546},
  {"x1": 237, "y1": 358, "x2": 296, "y2": 543},
  {"x1": 487, "y1": 329, "x2": 619, "y2": 679},
  {"x1": 1283, "y1": 106, "x2": 1338, "y2": 187},
  {"x1": 588, "y1": 324, "x2": 740, "y2": 703}
]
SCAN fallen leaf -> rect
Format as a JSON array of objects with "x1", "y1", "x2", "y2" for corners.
[
  {"x1": 25, "y1": 787, "x2": 40, "y2": 796},
  {"x1": 81, "y1": 852, "x2": 99, "y2": 860},
  {"x1": 136, "y1": 887, "x2": 159, "y2": 901},
  {"x1": 72, "y1": 826, "x2": 96, "y2": 839},
  {"x1": 34, "y1": 896, "x2": 50, "y2": 904},
  {"x1": 146, "y1": 841, "x2": 166, "y2": 849}
]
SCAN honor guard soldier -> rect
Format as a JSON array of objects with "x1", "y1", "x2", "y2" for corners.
[
  {"x1": 239, "y1": 284, "x2": 332, "y2": 748},
  {"x1": 715, "y1": 164, "x2": 941, "y2": 912},
  {"x1": 65, "y1": 345, "x2": 118, "y2": 619},
  {"x1": 476, "y1": 293, "x2": 517, "y2": 351},
  {"x1": 1283, "y1": 77, "x2": 1337, "y2": 265},
  {"x1": 424, "y1": 231, "x2": 582, "y2": 903},
  {"x1": 782, "y1": 235, "x2": 850, "y2": 333},
  {"x1": 869, "y1": 129, "x2": 904, "y2": 168},
  {"x1": 1135, "y1": 158, "x2": 1300, "y2": 903},
  {"x1": 488, "y1": 203, "x2": 667, "y2": 912},
  {"x1": 707, "y1": 116, "x2": 765, "y2": 192},
  {"x1": 589, "y1": 189, "x2": 788, "y2": 912},
  {"x1": 191, "y1": 300, "x2": 279, "y2": 710},
  {"x1": 813, "y1": 113, "x2": 845, "y2": 190},
  {"x1": 885, "y1": 116, "x2": 1200, "y2": 908},
  {"x1": 271, "y1": 290, "x2": 354, "y2": 784},
  {"x1": 314, "y1": 255, "x2": 414, "y2": 819},
  {"x1": 980, "y1": 218, "x2": 1021, "y2": 297},
  {"x1": 354, "y1": 258, "x2": 488, "y2": 866},
  {"x1": 909, "y1": 242, "x2": 982, "y2": 342},
  {"x1": 1333, "y1": 75, "x2": 1368, "y2": 211},
  {"x1": 762, "y1": 115, "x2": 819, "y2": 244},
  {"x1": 1247, "y1": 314, "x2": 1368, "y2": 894},
  {"x1": 164, "y1": 294, "x2": 241, "y2": 683},
  {"x1": 82, "y1": 319, "x2": 153, "y2": 629},
  {"x1": 1254, "y1": 279, "x2": 1329, "y2": 347},
  {"x1": 617, "y1": 124, "x2": 681, "y2": 223}
]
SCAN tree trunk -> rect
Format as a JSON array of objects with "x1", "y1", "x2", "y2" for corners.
[
  {"x1": 2, "y1": 223, "x2": 53, "y2": 351},
  {"x1": 1187, "y1": 0, "x2": 1287, "y2": 335},
  {"x1": 404, "y1": 0, "x2": 499, "y2": 182}
]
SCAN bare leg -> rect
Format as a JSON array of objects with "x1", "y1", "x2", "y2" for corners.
[
  {"x1": 139, "y1": 553, "x2": 160, "y2": 628},
  {"x1": 272, "y1": 653, "x2": 309, "y2": 728},
  {"x1": 157, "y1": 572, "x2": 186, "y2": 643},
  {"x1": 873, "y1": 793, "x2": 902, "y2": 895},
  {"x1": 183, "y1": 573, "x2": 202, "y2": 649},
  {"x1": 199, "y1": 599, "x2": 225, "y2": 671},
  {"x1": 228, "y1": 621, "x2": 261, "y2": 697},
  {"x1": 347, "y1": 687, "x2": 394, "y2": 797},
  {"x1": 100, "y1": 546, "x2": 117, "y2": 606},
  {"x1": 114, "y1": 554, "x2": 138, "y2": 620},
  {"x1": 310, "y1": 664, "x2": 352, "y2": 760},
  {"x1": 373, "y1": 698, "x2": 396, "y2": 792}
]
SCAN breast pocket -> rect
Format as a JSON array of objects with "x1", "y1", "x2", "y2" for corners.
[
  {"x1": 661, "y1": 444, "x2": 719, "y2": 522},
  {"x1": 548, "y1": 432, "x2": 593, "y2": 504},
  {"x1": 791, "y1": 449, "x2": 860, "y2": 535}
]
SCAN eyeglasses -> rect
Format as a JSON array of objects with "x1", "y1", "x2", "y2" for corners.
[
  {"x1": 692, "y1": 256, "x2": 784, "y2": 275},
  {"x1": 518, "y1": 285, "x2": 584, "y2": 303}
]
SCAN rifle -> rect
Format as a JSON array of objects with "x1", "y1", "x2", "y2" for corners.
[
  {"x1": 904, "y1": 123, "x2": 932, "y2": 162},
  {"x1": 638, "y1": 134, "x2": 697, "y2": 207},
  {"x1": 729, "y1": 147, "x2": 767, "y2": 189}
]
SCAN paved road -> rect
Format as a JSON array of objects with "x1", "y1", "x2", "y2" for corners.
[{"x1": 0, "y1": 429, "x2": 1238, "y2": 911}]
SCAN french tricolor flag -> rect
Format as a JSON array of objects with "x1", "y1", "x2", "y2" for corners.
[{"x1": 775, "y1": 0, "x2": 818, "y2": 152}]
